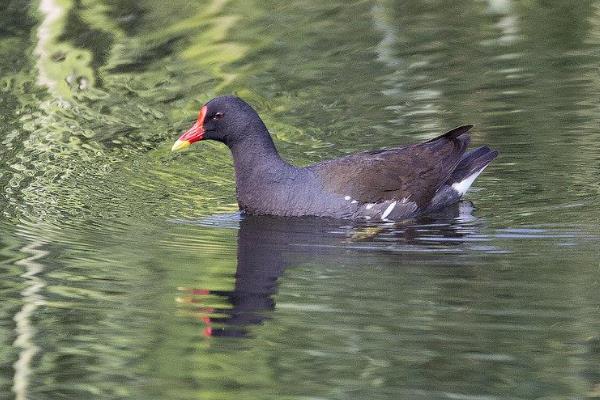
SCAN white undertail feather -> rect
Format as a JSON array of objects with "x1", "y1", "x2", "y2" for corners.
[
  {"x1": 451, "y1": 166, "x2": 488, "y2": 196},
  {"x1": 381, "y1": 201, "x2": 397, "y2": 220}
]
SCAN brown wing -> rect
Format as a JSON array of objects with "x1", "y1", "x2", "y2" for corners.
[{"x1": 312, "y1": 126, "x2": 472, "y2": 207}]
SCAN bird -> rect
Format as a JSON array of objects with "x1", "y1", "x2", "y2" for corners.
[{"x1": 171, "y1": 96, "x2": 498, "y2": 220}]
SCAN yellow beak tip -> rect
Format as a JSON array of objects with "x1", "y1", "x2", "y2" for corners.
[{"x1": 171, "y1": 139, "x2": 191, "y2": 152}]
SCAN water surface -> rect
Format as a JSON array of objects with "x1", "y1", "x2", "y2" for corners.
[{"x1": 1, "y1": 0, "x2": 599, "y2": 399}]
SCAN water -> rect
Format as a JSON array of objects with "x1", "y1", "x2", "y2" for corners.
[{"x1": 1, "y1": 0, "x2": 599, "y2": 398}]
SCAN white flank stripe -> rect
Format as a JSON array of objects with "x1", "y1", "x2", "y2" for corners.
[
  {"x1": 451, "y1": 166, "x2": 487, "y2": 196},
  {"x1": 381, "y1": 201, "x2": 397, "y2": 220}
]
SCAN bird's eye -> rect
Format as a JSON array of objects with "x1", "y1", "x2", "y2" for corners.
[{"x1": 212, "y1": 112, "x2": 224, "y2": 120}]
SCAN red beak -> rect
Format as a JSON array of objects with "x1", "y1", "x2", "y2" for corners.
[{"x1": 171, "y1": 105, "x2": 207, "y2": 151}]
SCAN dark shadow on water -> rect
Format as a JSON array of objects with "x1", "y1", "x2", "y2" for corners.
[{"x1": 182, "y1": 202, "x2": 489, "y2": 338}]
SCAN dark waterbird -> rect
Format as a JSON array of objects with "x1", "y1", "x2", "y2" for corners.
[{"x1": 172, "y1": 96, "x2": 498, "y2": 220}]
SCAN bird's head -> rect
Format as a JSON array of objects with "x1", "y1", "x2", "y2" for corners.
[{"x1": 171, "y1": 96, "x2": 264, "y2": 151}]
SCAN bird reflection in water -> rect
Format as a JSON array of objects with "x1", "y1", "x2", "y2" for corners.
[{"x1": 178, "y1": 202, "x2": 484, "y2": 338}]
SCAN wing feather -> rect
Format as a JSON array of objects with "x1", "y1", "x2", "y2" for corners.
[{"x1": 311, "y1": 126, "x2": 473, "y2": 207}]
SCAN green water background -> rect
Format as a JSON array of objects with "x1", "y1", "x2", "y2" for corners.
[{"x1": 0, "y1": 0, "x2": 599, "y2": 399}]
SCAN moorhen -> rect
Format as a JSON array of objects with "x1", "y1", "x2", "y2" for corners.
[{"x1": 172, "y1": 96, "x2": 498, "y2": 220}]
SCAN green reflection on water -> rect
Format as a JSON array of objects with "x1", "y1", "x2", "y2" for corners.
[{"x1": 0, "y1": 0, "x2": 599, "y2": 399}]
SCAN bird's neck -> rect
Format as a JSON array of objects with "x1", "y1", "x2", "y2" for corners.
[{"x1": 229, "y1": 129, "x2": 294, "y2": 192}]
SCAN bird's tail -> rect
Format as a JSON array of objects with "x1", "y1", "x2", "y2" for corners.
[
  {"x1": 449, "y1": 146, "x2": 498, "y2": 191},
  {"x1": 426, "y1": 146, "x2": 498, "y2": 213}
]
